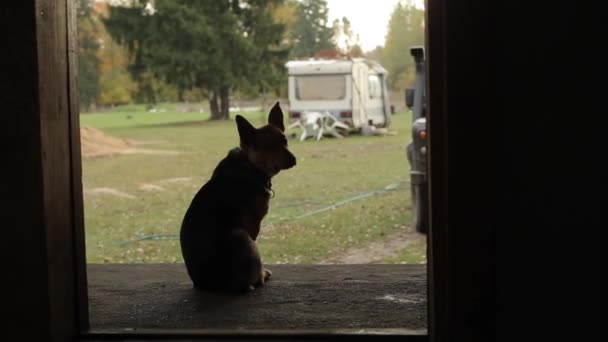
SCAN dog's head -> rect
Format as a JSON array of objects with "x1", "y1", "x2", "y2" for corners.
[{"x1": 236, "y1": 102, "x2": 296, "y2": 177}]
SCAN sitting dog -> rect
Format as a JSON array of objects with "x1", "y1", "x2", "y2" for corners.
[{"x1": 180, "y1": 102, "x2": 296, "y2": 293}]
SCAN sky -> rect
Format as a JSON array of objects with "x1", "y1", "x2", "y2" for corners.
[{"x1": 326, "y1": 0, "x2": 424, "y2": 52}]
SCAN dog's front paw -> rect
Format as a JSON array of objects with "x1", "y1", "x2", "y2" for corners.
[
  {"x1": 263, "y1": 268, "x2": 272, "y2": 282},
  {"x1": 254, "y1": 268, "x2": 272, "y2": 288}
]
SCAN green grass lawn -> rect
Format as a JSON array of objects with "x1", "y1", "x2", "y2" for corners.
[{"x1": 81, "y1": 104, "x2": 426, "y2": 264}]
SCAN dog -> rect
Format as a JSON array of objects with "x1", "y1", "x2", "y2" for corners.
[{"x1": 180, "y1": 102, "x2": 296, "y2": 293}]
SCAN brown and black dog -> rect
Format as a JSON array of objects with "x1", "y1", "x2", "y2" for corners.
[{"x1": 180, "y1": 102, "x2": 296, "y2": 293}]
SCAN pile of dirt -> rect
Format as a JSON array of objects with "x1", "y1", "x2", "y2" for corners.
[
  {"x1": 80, "y1": 126, "x2": 136, "y2": 158},
  {"x1": 80, "y1": 126, "x2": 182, "y2": 159}
]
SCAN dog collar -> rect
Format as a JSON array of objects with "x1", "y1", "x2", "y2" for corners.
[
  {"x1": 230, "y1": 148, "x2": 275, "y2": 198},
  {"x1": 265, "y1": 181, "x2": 275, "y2": 198}
]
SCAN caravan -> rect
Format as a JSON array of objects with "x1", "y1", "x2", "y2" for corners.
[{"x1": 285, "y1": 58, "x2": 391, "y2": 133}]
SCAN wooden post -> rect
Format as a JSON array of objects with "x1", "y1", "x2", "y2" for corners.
[{"x1": 1, "y1": 1, "x2": 87, "y2": 340}]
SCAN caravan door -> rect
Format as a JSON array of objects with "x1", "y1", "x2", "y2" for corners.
[
  {"x1": 367, "y1": 73, "x2": 388, "y2": 127},
  {"x1": 351, "y1": 62, "x2": 368, "y2": 128}
]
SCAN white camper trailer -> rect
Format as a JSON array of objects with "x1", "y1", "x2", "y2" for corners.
[{"x1": 285, "y1": 58, "x2": 391, "y2": 132}]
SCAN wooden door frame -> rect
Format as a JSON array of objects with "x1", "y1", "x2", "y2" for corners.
[{"x1": 5, "y1": 0, "x2": 458, "y2": 340}]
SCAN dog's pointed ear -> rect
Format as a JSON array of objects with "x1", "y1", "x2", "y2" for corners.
[
  {"x1": 236, "y1": 115, "x2": 256, "y2": 147},
  {"x1": 268, "y1": 101, "x2": 285, "y2": 132}
]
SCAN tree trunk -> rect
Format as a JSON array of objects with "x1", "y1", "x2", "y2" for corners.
[
  {"x1": 209, "y1": 90, "x2": 221, "y2": 119},
  {"x1": 219, "y1": 86, "x2": 230, "y2": 120},
  {"x1": 209, "y1": 87, "x2": 230, "y2": 120}
]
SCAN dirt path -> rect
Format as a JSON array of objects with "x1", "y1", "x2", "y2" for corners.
[
  {"x1": 85, "y1": 177, "x2": 195, "y2": 199},
  {"x1": 320, "y1": 226, "x2": 425, "y2": 264},
  {"x1": 84, "y1": 187, "x2": 137, "y2": 199}
]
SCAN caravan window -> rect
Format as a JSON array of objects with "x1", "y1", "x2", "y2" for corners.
[
  {"x1": 295, "y1": 75, "x2": 346, "y2": 100},
  {"x1": 368, "y1": 75, "x2": 382, "y2": 99}
]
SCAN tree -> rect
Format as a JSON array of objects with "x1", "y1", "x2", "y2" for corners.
[
  {"x1": 93, "y1": 2, "x2": 137, "y2": 107},
  {"x1": 365, "y1": 45, "x2": 384, "y2": 62},
  {"x1": 262, "y1": 0, "x2": 298, "y2": 98},
  {"x1": 382, "y1": 0, "x2": 424, "y2": 91},
  {"x1": 333, "y1": 16, "x2": 364, "y2": 57},
  {"x1": 104, "y1": 0, "x2": 288, "y2": 120},
  {"x1": 349, "y1": 43, "x2": 364, "y2": 58},
  {"x1": 272, "y1": 0, "x2": 298, "y2": 38},
  {"x1": 289, "y1": 0, "x2": 335, "y2": 58},
  {"x1": 231, "y1": 0, "x2": 291, "y2": 105},
  {"x1": 77, "y1": 0, "x2": 101, "y2": 111}
]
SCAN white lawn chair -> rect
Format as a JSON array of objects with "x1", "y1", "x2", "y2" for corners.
[
  {"x1": 319, "y1": 113, "x2": 350, "y2": 139},
  {"x1": 287, "y1": 111, "x2": 324, "y2": 141},
  {"x1": 287, "y1": 111, "x2": 351, "y2": 141}
]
